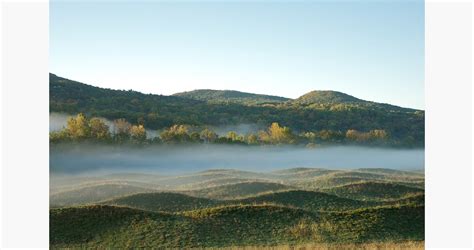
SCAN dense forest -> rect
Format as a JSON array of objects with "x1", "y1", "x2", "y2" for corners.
[{"x1": 50, "y1": 73, "x2": 424, "y2": 147}]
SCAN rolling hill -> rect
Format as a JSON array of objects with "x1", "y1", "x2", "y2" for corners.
[
  {"x1": 50, "y1": 168, "x2": 425, "y2": 247},
  {"x1": 50, "y1": 183, "x2": 155, "y2": 207},
  {"x1": 173, "y1": 89, "x2": 289, "y2": 104},
  {"x1": 101, "y1": 192, "x2": 218, "y2": 212},
  {"x1": 184, "y1": 181, "x2": 293, "y2": 200},
  {"x1": 50, "y1": 73, "x2": 424, "y2": 145},
  {"x1": 96, "y1": 189, "x2": 367, "y2": 213},
  {"x1": 50, "y1": 204, "x2": 424, "y2": 248},
  {"x1": 322, "y1": 181, "x2": 425, "y2": 201},
  {"x1": 293, "y1": 169, "x2": 425, "y2": 190},
  {"x1": 233, "y1": 190, "x2": 372, "y2": 211},
  {"x1": 293, "y1": 90, "x2": 363, "y2": 105},
  {"x1": 291, "y1": 90, "x2": 415, "y2": 112}
]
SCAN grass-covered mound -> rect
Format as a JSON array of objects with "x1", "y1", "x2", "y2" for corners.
[
  {"x1": 50, "y1": 183, "x2": 154, "y2": 207},
  {"x1": 50, "y1": 168, "x2": 425, "y2": 248},
  {"x1": 323, "y1": 181, "x2": 424, "y2": 201},
  {"x1": 101, "y1": 192, "x2": 218, "y2": 212},
  {"x1": 233, "y1": 190, "x2": 372, "y2": 212},
  {"x1": 293, "y1": 170, "x2": 424, "y2": 190},
  {"x1": 384, "y1": 193, "x2": 425, "y2": 206},
  {"x1": 50, "y1": 204, "x2": 424, "y2": 248},
  {"x1": 320, "y1": 205, "x2": 425, "y2": 243},
  {"x1": 185, "y1": 181, "x2": 293, "y2": 200}
]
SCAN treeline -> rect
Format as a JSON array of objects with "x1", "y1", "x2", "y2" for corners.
[{"x1": 50, "y1": 114, "x2": 396, "y2": 147}]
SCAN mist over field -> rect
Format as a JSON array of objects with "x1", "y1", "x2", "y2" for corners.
[
  {"x1": 50, "y1": 113, "x2": 70, "y2": 132},
  {"x1": 50, "y1": 144, "x2": 424, "y2": 175}
]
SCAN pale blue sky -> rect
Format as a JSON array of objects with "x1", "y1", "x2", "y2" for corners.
[{"x1": 50, "y1": 0, "x2": 424, "y2": 109}]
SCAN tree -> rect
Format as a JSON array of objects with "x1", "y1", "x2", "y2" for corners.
[
  {"x1": 66, "y1": 113, "x2": 90, "y2": 140},
  {"x1": 226, "y1": 131, "x2": 239, "y2": 141},
  {"x1": 369, "y1": 129, "x2": 388, "y2": 140},
  {"x1": 263, "y1": 122, "x2": 295, "y2": 144},
  {"x1": 303, "y1": 132, "x2": 317, "y2": 142},
  {"x1": 160, "y1": 124, "x2": 190, "y2": 143},
  {"x1": 200, "y1": 128, "x2": 218, "y2": 143},
  {"x1": 346, "y1": 129, "x2": 370, "y2": 142},
  {"x1": 130, "y1": 124, "x2": 147, "y2": 142},
  {"x1": 190, "y1": 132, "x2": 201, "y2": 142},
  {"x1": 49, "y1": 130, "x2": 70, "y2": 143},
  {"x1": 318, "y1": 130, "x2": 344, "y2": 142},
  {"x1": 89, "y1": 118, "x2": 110, "y2": 140},
  {"x1": 246, "y1": 133, "x2": 258, "y2": 145},
  {"x1": 113, "y1": 118, "x2": 132, "y2": 141}
]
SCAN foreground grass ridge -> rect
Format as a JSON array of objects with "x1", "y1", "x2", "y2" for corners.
[{"x1": 50, "y1": 167, "x2": 424, "y2": 248}]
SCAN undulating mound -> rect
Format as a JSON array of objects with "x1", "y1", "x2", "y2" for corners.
[
  {"x1": 50, "y1": 204, "x2": 424, "y2": 248},
  {"x1": 323, "y1": 181, "x2": 424, "y2": 201},
  {"x1": 233, "y1": 190, "x2": 372, "y2": 211},
  {"x1": 50, "y1": 183, "x2": 155, "y2": 206},
  {"x1": 101, "y1": 192, "x2": 218, "y2": 212},
  {"x1": 185, "y1": 181, "x2": 293, "y2": 200}
]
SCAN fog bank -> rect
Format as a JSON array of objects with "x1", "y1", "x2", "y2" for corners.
[{"x1": 50, "y1": 144, "x2": 424, "y2": 175}]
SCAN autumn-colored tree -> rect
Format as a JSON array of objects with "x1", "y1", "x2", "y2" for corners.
[
  {"x1": 160, "y1": 125, "x2": 190, "y2": 143},
  {"x1": 66, "y1": 113, "x2": 90, "y2": 140},
  {"x1": 369, "y1": 129, "x2": 388, "y2": 140},
  {"x1": 200, "y1": 128, "x2": 218, "y2": 143},
  {"x1": 303, "y1": 132, "x2": 317, "y2": 142},
  {"x1": 261, "y1": 122, "x2": 295, "y2": 144},
  {"x1": 226, "y1": 131, "x2": 238, "y2": 141},
  {"x1": 346, "y1": 129, "x2": 372, "y2": 142},
  {"x1": 246, "y1": 133, "x2": 258, "y2": 145},
  {"x1": 131, "y1": 124, "x2": 147, "y2": 142},
  {"x1": 89, "y1": 118, "x2": 111, "y2": 140},
  {"x1": 113, "y1": 118, "x2": 132, "y2": 141}
]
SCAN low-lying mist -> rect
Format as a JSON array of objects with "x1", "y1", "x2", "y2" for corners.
[{"x1": 50, "y1": 144, "x2": 424, "y2": 176}]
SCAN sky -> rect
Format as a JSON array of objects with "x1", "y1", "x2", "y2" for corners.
[{"x1": 50, "y1": 0, "x2": 424, "y2": 109}]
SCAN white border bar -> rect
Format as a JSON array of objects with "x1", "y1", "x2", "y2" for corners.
[{"x1": 425, "y1": 1, "x2": 473, "y2": 248}]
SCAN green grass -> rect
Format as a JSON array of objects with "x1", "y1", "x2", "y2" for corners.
[
  {"x1": 233, "y1": 190, "x2": 372, "y2": 212},
  {"x1": 322, "y1": 181, "x2": 424, "y2": 201},
  {"x1": 293, "y1": 170, "x2": 424, "y2": 190},
  {"x1": 50, "y1": 167, "x2": 425, "y2": 248},
  {"x1": 50, "y1": 183, "x2": 155, "y2": 207},
  {"x1": 184, "y1": 181, "x2": 293, "y2": 200},
  {"x1": 98, "y1": 189, "x2": 370, "y2": 213},
  {"x1": 101, "y1": 192, "x2": 218, "y2": 212},
  {"x1": 50, "y1": 204, "x2": 424, "y2": 248}
]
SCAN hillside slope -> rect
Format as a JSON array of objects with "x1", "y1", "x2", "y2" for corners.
[
  {"x1": 184, "y1": 181, "x2": 293, "y2": 200},
  {"x1": 101, "y1": 192, "x2": 218, "y2": 212},
  {"x1": 292, "y1": 90, "x2": 414, "y2": 112},
  {"x1": 233, "y1": 190, "x2": 372, "y2": 211},
  {"x1": 50, "y1": 183, "x2": 154, "y2": 207},
  {"x1": 50, "y1": 73, "x2": 424, "y2": 144},
  {"x1": 50, "y1": 204, "x2": 424, "y2": 248},
  {"x1": 173, "y1": 89, "x2": 289, "y2": 104},
  {"x1": 322, "y1": 182, "x2": 424, "y2": 201}
]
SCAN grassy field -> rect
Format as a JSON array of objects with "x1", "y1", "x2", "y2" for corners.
[{"x1": 50, "y1": 167, "x2": 424, "y2": 248}]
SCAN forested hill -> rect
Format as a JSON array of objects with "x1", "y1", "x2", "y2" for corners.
[
  {"x1": 173, "y1": 89, "x2": 289, "y2": 104},
  {"x1": 291, "y1": 90, "x2": 415, "y2": 112},
  {"x1": 49, "y1": 73, "x2": 424, "y2": 146}
]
